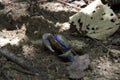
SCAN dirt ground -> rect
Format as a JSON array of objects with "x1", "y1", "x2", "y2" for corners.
[{"x1": 0, "y1": 0, "x2": 120, "y2": 80}]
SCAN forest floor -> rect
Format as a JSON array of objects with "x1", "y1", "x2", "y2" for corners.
[{"x1": 0, "y1": 0, "x2": 120, "y2": 80}]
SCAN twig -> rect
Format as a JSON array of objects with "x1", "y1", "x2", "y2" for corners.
[
  {"x1": 71, "y1": 32, "x2": 120, "y2": 56},
  {"x1": 11, "y1": 66, "x2": 40, "y2": 76},
  {"x1": 71, "y1": 32, "x2": 109, "y2": 51},
  {"x1": 57, "y1": 0, "x2": 80, "y2": 11},
  {"x1": 0, "y1": 47, "x2": 47, "y2": 76}
]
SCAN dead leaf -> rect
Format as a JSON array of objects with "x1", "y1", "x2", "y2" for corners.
[{"x1": 67, "y1": 54, "x2": 90, "y2": 79}]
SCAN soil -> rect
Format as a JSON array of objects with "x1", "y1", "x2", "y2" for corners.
[{"x1": 0, "y1": 0, "x2": 120, "y2": 80}]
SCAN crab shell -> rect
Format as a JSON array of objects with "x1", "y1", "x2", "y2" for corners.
[{"x1": 42, "y1": 33, "x2": 75, "y2": 61}]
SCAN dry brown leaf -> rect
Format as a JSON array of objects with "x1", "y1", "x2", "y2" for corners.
[{"x1": 67, "y1": 54, "x2": 90, "y2": 79}]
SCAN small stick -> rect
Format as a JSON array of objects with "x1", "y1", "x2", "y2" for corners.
[
  {"x1": 0, "y1": 47, "x2": 47, "y2": 76},
  {"x1": 57, "y1": 0, "x2": 80, "y2": 11},
  {"x1": 71, "y1": 32, "x2": 109, "y2": 51},
  {"x1": 11, "y1": 66, "x2": 40, "y2": 76}
]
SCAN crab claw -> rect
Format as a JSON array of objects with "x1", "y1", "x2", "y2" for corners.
[
  {"x1": 42, "y1": 33, "x2": 55, "y2": 52},
  {"x1": 59, "y1": 49, "x2": 75, "y2": 61}
]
